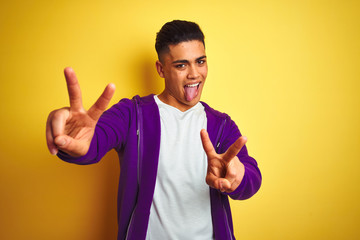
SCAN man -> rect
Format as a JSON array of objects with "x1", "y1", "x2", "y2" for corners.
[{"x1": 46, "y1": 20, "x2": 261, "y2": 240}]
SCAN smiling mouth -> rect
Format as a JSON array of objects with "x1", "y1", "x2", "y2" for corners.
[
  {"x1": 184, "y1": 82, "x2": 201, "y2": 101},
  {"x1": 185, "y1": 82, "x2": 200, "y2": 88}
]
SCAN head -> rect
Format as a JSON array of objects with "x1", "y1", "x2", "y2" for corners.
[
  {"x1": 155, "y1": 20, "x2": 205, "y2": 63},
  {"x1": 155, "y1": 20, "x2": 208, "y2": 112}
]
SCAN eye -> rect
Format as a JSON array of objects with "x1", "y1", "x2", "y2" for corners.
[
  {"x1": 175, "y1": 64, "x2": 186, "y2": 68},
  {"x1": 197, "y1": 59, "x2": 206, "y2": 65}
]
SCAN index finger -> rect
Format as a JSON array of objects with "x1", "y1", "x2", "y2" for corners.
[
  {"x1": 64, "y1": 67, "x2": 83, "y2": 111},
  {"x1": 222, "y1": 136, "x2": 247, "y2": 162},
  {"x1": 200, "y1": 129, "x2": 217, "y2": 158}
]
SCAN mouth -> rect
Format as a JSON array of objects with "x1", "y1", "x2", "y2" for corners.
[
  {"x1": 184, "y1": 82, "x2": 201, "y2": 101},
  {"x1": 185, "y1": 82, "x2": 201, "y2": 88}
]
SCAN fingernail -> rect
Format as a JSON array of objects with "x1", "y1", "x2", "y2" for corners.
[{"x1": 219, "y1": 182, "x2": 224, "y2": 192}]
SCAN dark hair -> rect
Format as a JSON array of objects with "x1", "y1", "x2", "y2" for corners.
[{"x1": 155, "y1": 20, "x2": 205, "y2": 61}]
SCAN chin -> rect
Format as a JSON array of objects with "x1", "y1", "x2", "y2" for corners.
[{"x1": 187, "y1": 96, "x2": 201, "y2": 105}]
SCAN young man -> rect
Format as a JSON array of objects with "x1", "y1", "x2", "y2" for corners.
[{"x1": 46, "y1": 20, "x2": 261, "y2": 240}]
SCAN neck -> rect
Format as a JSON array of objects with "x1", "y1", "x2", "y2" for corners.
[{"x1": 158, "y1": 91, "x2": 198, "y2": 112}]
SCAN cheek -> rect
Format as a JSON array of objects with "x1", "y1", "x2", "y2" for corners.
[
  {"x1": 203, "y1": 71, "x2": 208, "y2": 79},
  {"x1": 200, "y1": 67, "x2": 208, "y2": 78},
  {"x1": 170, "y1": 73, "x2": 185, "y2": 85},
  {"x1": 166, "y1": 75, "x2": 183, "y2": 91}
]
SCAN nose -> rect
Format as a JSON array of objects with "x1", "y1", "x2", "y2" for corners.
[{"x1": 187, "y1": 65, "x2": 200, "y2": 79}]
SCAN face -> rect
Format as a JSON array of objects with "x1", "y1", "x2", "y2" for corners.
[{"x1": 156, "y1": 40, "x2": 208, "y2": 112}]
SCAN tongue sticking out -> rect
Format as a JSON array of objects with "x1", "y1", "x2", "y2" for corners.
[{"x1": 184, "y1": 85, "x2": 198, "y2": 102}]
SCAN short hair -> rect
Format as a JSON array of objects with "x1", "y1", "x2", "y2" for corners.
[{"x1": 155, "y1": 20, "x2": 205, "y2": 61}]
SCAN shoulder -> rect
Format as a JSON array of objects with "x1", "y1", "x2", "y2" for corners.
[
  {"x1": 108, "y1": 94, "x2": 156, "y2": 111},
  {"x1": 201, "y1": 101, "x2": 230, "y2": 122},
  {"x1": 111, "y1": 94, "x2": 159, "y2": 124},
  {"x1": 133, "y1": 94, "x2": 156, "y2": 106},
  {"x1": 201, "y1": 101, "x2": 242, "y2": 144}
]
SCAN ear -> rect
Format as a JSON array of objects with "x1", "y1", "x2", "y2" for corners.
[{"x1": 156, "y1": 60, "x2": 165, "y2": 78}]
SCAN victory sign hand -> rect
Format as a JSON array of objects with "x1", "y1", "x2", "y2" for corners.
[
  {"x1": 46, "y1": 67, "x2": 115, "y2": 157},
  {"x1": 200, "y1": 129, "x2": 247, "y2": 193}
]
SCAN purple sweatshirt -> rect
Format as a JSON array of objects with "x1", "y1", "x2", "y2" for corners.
[{"x1": 58, "y1": 94, "x2": 262, "y2": 240}]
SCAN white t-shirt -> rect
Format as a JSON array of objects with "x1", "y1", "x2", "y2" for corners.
[{"x1": 145, "y1": 95, "x2": 213, "y2": 240}]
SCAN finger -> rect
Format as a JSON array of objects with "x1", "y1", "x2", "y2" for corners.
[
  {"x1": 224, "y1": 160, "x2": 244, "y2": 192},
  {"x1": 200, "y1": 129, "x2": 217, "y2": 158},
  {"x1": 222, "y1": 136, "x2": 247, "y2": 162},
  {"x1": 46, "y1": 108, "x2": 70, "y2": 155},
  {"x1": 64, "y1": 67, "x2": 83, "y2": 111},
  {"x1": 46, "y1": 111, "x2": 58, "y2": 155},
  {"x1": 220, "y1": 179, "x2": 232, "y2": 193},
  {"x1": 51, "y1": 108, "x2": 70, "y2": 138},
  {"x1": 206, "y1": 174, "x2": 231, "y2": 192},
  {"x1": 88, "y1": 83, "x2": 116, "y2": 120},
  {"x1": 206, "y1": 173, "x2": 219, "y2": 189}
]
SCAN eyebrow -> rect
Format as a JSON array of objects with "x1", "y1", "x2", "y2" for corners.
[{"x1": 172, "y1": 55, "x2": 207, "y2": 64}]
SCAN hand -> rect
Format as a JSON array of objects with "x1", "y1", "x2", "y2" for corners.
[
  {"x1": 200, "y1": 129, "x2": 247, "y2": 193},
  {"x1": 46, "y1": 67, "x2": 115, "y2": 157}
]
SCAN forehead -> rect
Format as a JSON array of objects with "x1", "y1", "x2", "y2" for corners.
[{"x1": 164, "y1": 40, "x2": 206, "y2": 62}]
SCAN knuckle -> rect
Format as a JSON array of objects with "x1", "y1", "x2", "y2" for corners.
[
  {"x1": 226, "y1": 169, "x2": 238, "y2": 180},
  {"x1": 227, "y1": 168, "x2": 237, "y2": 177},
  {"x1": 52, "y1": 110, "x2": 64, "y2": 120},
  {"x1": 47, "y1": 110, "x2": 57, "y2": 121},
  {"x1": 205, "y1": 176, "x2": 211, "y2": 185},
  {"x1": 205, "y1": 176, "x2": 214, "y2": 187},
  {"x1": 53, "y1": 108, "x2": 70, "y2": 119}
]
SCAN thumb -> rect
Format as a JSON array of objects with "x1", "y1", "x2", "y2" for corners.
[
  {"x1": 54, "y1": 135, "x2": 89, "y2": 157},
  {"x1": 54, "y1": 135, "x2": 68, "y2": 147},
  {"x1": 206, "y1": 175, "x2": 231, "y2": 193}
]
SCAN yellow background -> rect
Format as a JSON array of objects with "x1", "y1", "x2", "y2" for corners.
[{"x1": 1, "y1": 0, "x2": 359, "y2": 239}]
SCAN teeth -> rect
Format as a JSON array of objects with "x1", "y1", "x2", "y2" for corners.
[{"x1": 185, "y1": 83, "x2": 200, "y2": 88}]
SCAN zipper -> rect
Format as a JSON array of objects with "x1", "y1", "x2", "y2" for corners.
[
  {"x1": 125, "y1": 97, "x2": 142, "y2": 240},
  {"x1": 215, "y1": 117, "x2": 233, "y2": 240},
  {"x1": 136, "y1": 96, "x2": 143, "y2": 185},
  {"x1": 215, "y1": 118, "x2": 226, "y2": 152}
]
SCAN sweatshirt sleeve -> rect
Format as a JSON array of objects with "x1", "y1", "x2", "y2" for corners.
[
  {"x1": 57, "y1": 98, "x2": 134, "y2": 165},
  {"x1": 219, "y1": 118, "x2": 262, "y2": 200}
]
